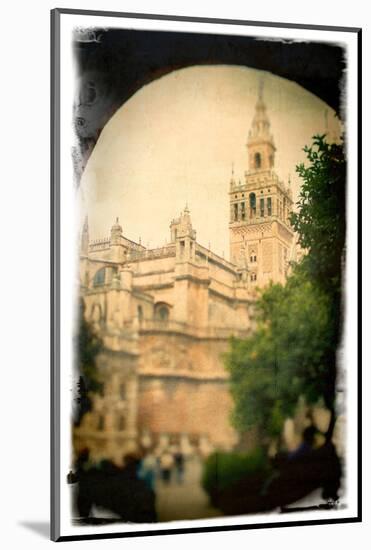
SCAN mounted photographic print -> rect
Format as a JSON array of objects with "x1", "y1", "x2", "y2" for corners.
[{"x1": 51, "y1": 8, "x2": 361, "y2": 542}]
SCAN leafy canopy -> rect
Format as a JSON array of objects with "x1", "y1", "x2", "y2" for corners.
[
  {"x1": 226, "y1": 134, "x2": 346, "y2": 440},
  {"x1": 74, "y1": 302, "x2": 103, "y2": 426}
]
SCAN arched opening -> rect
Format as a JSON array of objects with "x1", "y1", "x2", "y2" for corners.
[
  {"x1": 73, "y1": 29, "x2": 344, "y2": 186},
  {"x1": 80, "y1": 65, "x2": 342, "y2": 259},
  {"x1": 249, "y1": 193, "x2": 256, "y2": 218},
  {"x1": 93, "y1": 267, "x2": 106, "y2": 287},
  {"x1": 254, "y1": 152, "x2": 262, "y2": 169},
  {"x1": 154, "y1": 302, "x2": 170, "y2": 322},
  {"x1": 267, "y1": 197, "x2": 272, "y2": 216}
]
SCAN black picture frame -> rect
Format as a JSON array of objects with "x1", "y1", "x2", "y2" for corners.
[{"x1": 51, "y1": 8, "x2": 362, "y2": 542}]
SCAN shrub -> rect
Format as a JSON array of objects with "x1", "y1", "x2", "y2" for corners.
[{"x1": 202, "y1": 448, "x2": 271, "y2": 497}]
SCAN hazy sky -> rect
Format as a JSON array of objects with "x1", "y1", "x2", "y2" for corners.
[{"x1": 79, "y1": 65, "x2": 340, "y2": 258}]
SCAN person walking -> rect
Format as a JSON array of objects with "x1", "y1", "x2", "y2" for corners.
[
  {"x1": 159, "y1": 450, "x2": 174, "y2": 484},
  {"x1": 173, "y1": 448, "x2": 185, "y2": 484}
]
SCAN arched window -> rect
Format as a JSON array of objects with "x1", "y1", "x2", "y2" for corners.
[
  {"x1": 93, "y1": 267, "x2": 106, "y2": 287},
  {"x1": 249, "y1": 193, "x2": 256, "y2": 217},
  {"x1": 234, "y1": 203, "x2": 238, "y2": 221},
  {"x1": 254, "y1": 152, "x2": 262, "y2": 169},
  {"x1": 154, "y1": 302, "x2": 170, "y2": 322},
  {"x1": 267, "y1": 197, "x2": 272, "y2": 216},
  {"x1": 260, "y1": 198, "x2": 265, "y2": 217},
  {"x1": 250, "y1": 273, "x2": 257, "y2": 282}
]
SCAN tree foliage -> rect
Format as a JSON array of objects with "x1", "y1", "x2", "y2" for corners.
[
  {"x1": 74, "y1": 302, "x2": 103, "y2": 426},
  {"x1": 290, "y1": 135, "x2": 346, "y2": 295},
  {"x1": 226, "y1": 135, "x2": 346, "y2": 442},
  {"x1": 226, "y1": 273, "x2": 332, "y2": 438}
]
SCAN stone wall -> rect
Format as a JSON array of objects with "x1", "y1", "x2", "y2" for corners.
[{"x1": 138, "y1": 375, "x2": 238, "y2": 450}]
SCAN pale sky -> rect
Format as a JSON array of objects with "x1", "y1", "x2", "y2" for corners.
[{"x1": 79, "y1": 65, "x2": 341, "y2": 258}]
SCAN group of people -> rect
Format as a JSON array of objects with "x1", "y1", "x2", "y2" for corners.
[
  {"x1": 68, "y1": 445, "x2": 187, "y2": 522},
  {"x1": 68, "y1": 449, "x2": 157, "y2": 522},
  {"x1": 139, "y1": 447, "x2": 186, "y2": 487}
]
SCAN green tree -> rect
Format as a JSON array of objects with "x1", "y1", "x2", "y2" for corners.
[
  {"x1": 226, "y1": 135, "x2": 346, "y2": 444},
  {"x1": 290, "y1": 135, "x2": 346, "y2": 439},
  {"x1": 226, "y1": 273, "x2": 332, "y2": 441},
  {"x1": 291, "y1": 135, "x2": 346, "y2": 296},
  {"x1": 74, "y1": 301, "x2": 103, "y2": 426}
]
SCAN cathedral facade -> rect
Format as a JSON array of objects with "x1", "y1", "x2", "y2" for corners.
[{"x1": 75, "y1": 92, "x2": 295, "y2": 463}]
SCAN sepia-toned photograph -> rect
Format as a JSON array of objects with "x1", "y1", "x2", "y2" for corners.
[{"x1": 51, "y1": 9, "x2": 360, "y2": 541}]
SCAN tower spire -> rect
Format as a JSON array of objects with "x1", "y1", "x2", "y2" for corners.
[{"x1": 247, "y1": 82, "x2": 276, "y2": 171}]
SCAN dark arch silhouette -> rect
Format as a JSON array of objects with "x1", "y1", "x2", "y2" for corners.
[{"x1": 73, "y1": 27, "x2": 345, "y2": 182}]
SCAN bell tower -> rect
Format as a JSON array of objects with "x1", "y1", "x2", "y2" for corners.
[{"x1": 229, "y1": 83, "x2": 294, "y2": 286}]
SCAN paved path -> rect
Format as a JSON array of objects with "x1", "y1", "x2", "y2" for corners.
[{"x1": 155, "y1": 457, "x2": 222, "y2": 522}]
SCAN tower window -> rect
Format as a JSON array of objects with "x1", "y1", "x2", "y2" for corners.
[
  {"x1": 137, "y1": 305, "x2": 143, "y2": 321},
  {"x1": 250, "y1": 255, "x2": 257, "y2": 263},
  {"x1": 234, "y1": 203, "x2": 238, "y2": 221},
  {"x1": 249, "y1": 193, "x2": 256, "y2": 218},
  {"x1": 267, "y1": 197, "x2": 272, "y2": 216},
  {"x1": 254, "y1": 152, "x2": 262, "y2": 169},
  {"x1": 241, "y1": 202, "x2": 245, "y2": 220},
  {"x1": 260, "y1": 198, "x2": 265, "y2": 217},
  {"x1": 250, "y1": 273, "x2": 257, "y2": 282}
]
